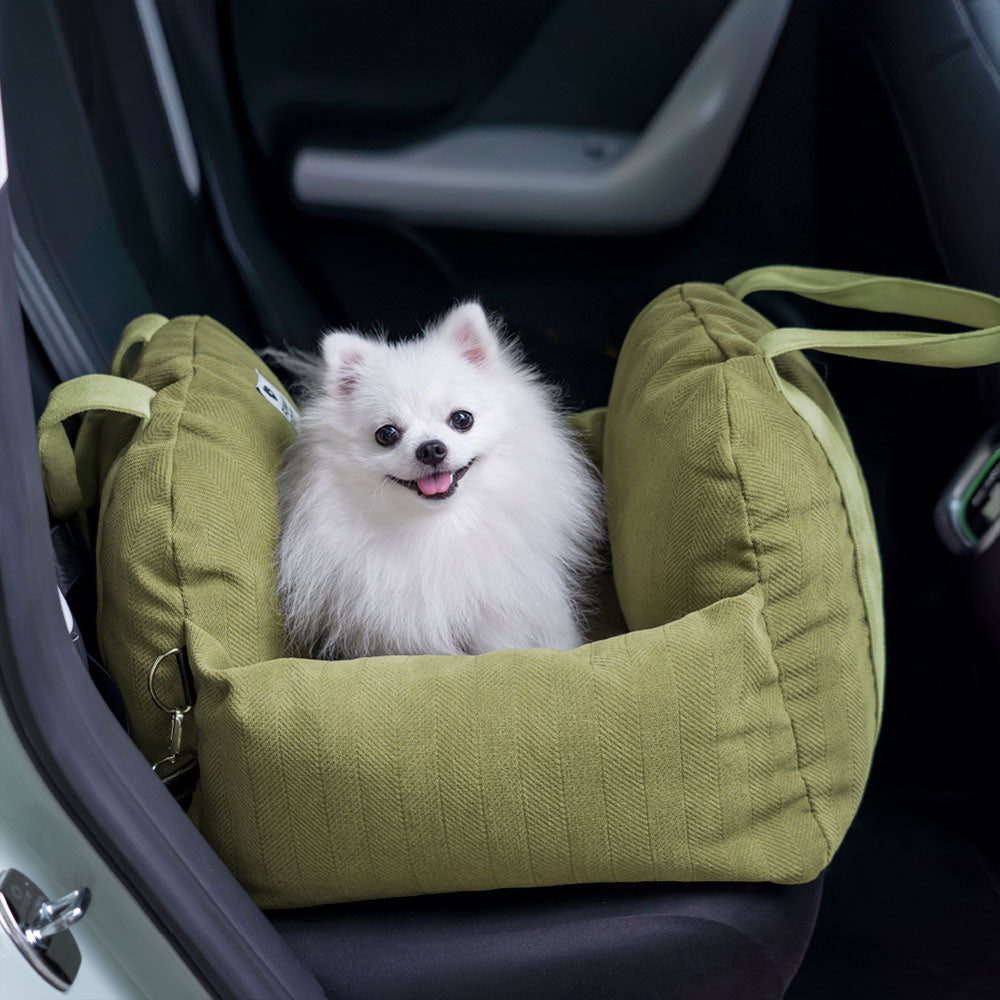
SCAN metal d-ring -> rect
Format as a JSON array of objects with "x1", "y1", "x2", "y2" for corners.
[{"x1": 147, "y1": 647, "x2": 192, "y2": 716}]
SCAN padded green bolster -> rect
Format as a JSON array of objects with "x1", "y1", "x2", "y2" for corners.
[
  {"x1": 36, "y1": 315, "x2": 297, "y2": 764},
  {"x1": 37, "y1": 374, "x2": 155, "y2": 518},
  {"x1": 187, "y1": 587, "x2": 830, "y2": 909},
  {"x1": 762, "y1": 358, "x2": 885, "y2": 720},
  {"x1": 601, "y1": 283, "x2": 884, "y2": 877},
  {"x1": 567, "y1": 406, "x2": 606, "y2": 468},
  {"x1": 721, "y1": 266, "x2": 1000, "y2": 718}
]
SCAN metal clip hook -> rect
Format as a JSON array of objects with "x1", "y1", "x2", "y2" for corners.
[
  {"x1": 148, "y1": 648, "x2": 196, "y2": 774},
  {"x1": 147, "y1": 647, "x2": 194, "y2": 715},
  {"x1": 146, "y1": 647, "x2": 201, "y2": 809}
]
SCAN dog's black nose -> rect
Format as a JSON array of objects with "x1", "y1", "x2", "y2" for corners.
[{"x1": 416, "y1": 439, "x2": 448, "y2": 466}]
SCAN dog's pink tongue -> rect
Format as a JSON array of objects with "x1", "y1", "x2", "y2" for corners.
[{"x1": 417, "y1": 471, "x2": 453, "y2": 496}]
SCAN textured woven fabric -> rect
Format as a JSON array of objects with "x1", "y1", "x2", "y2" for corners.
[
  {"x1": 63, "y1": 315, "x2": 295, "y2": 762},
  {"x1": 40, "y1": 273, "x2": 930, "y2": 907},
  {"x1": 187, "y1": 282, "x2": 879, "y2": 907},
  {"x1": 603, "y1": 283, "x2": 879, "y2": 867}
]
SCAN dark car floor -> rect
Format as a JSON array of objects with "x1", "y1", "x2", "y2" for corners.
[{"x1": 788, "y1": 791, "x2": 1000, "y2": 998}]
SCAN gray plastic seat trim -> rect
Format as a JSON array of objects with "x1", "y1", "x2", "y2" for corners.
[
  {"x1": 133, "y1": 0, "x2": 201, "y2": 198},
  {"x1": 11, "y1": 218, "x2": 97, "y2": 380},
  {"x1": 291, "y1": 0, "x2": 791, "y2": 233}
]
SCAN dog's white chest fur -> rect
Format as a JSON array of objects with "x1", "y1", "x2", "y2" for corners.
[
  {"x1": 274, "y1": 302, "x2": 604, "y2": 659},
  {"x1": 314, "y1": 485, "x2": 582, "y2": 655}
]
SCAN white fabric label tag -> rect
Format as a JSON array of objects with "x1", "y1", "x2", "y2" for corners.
[{"x1": 255, "y1": 369, "x2": 299, "y2": 430}]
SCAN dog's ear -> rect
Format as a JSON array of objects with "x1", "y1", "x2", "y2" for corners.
[
  {"x1": 320, "y1": 331, "x2": 370, "y2": 396},
  {"x1": 432, "y1": 302, "x2": 500, "y2": 368}
]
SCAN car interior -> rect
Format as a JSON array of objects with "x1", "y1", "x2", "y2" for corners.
[{"x1": 1, "y1": 0, "x2": 999, "y2": 997}]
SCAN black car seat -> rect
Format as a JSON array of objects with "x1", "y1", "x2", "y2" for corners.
[{"x1": 0, "y1": 1, "x2": 823, "y2": 997}]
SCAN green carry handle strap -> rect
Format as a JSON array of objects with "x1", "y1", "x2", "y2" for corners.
[
  {"x1": 111, "y1": 313, "x2": 169, "y2": 377},
  {"x1": 38, "y1": 375, "x2": 156, "y2": 519},
  {"x1": 726, "y1": 265, "x2": 1000, "y2": 367}
]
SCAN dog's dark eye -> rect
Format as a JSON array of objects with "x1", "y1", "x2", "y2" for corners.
[
  {"x1": 374, "y1": 424, "x2": 401, "y2": 447},
  {"x1": 449, "y1": 410, "x2": 474, "y2": 432}
]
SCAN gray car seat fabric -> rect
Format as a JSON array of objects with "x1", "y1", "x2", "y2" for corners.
[{"x1": 269, "y1": 880, "x2": 822, "y2": 1000}]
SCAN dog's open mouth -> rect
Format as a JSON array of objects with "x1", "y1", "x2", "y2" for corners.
[{"x1": 388, "y1": 459, "x2": 475, "y2": 500}]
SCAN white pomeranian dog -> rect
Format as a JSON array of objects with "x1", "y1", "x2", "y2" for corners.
[{"x1": 273, "y1": 301, "x2": 605, "y2": 659}]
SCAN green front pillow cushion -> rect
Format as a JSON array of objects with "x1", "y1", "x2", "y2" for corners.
[{"x1": 42, "y1": 267, "x2": 999, "y2": 908}]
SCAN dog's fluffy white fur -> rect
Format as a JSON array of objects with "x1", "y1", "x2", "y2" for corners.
[{"x1": 273, "y1": 302, "x2": 604, "y2": 658}]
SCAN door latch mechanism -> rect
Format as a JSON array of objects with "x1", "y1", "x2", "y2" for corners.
[{"x1": 0, "y1": 867, "x2": 90, "y2": 991}]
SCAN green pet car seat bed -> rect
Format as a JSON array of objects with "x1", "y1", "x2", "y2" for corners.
[{"x1": 36, "y1": 266, "x2": 1000, "y2": 908}]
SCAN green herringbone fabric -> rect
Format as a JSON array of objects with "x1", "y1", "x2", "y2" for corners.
[
  {"x1": 73, "y1": 316, "x2": 296, "y2": 762},
  {"x1": 184, "y1": 282, "x2": 878, "y2": 906},
  {"x1": 603, "y1": 283, "x2": 879, "y2": 863},
  {"x1": 39, "y1": 275, "x2": 912, "y2": 907},
  {"x1": 187, "y1": 585, "x2": 821, "y2": 908}
]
